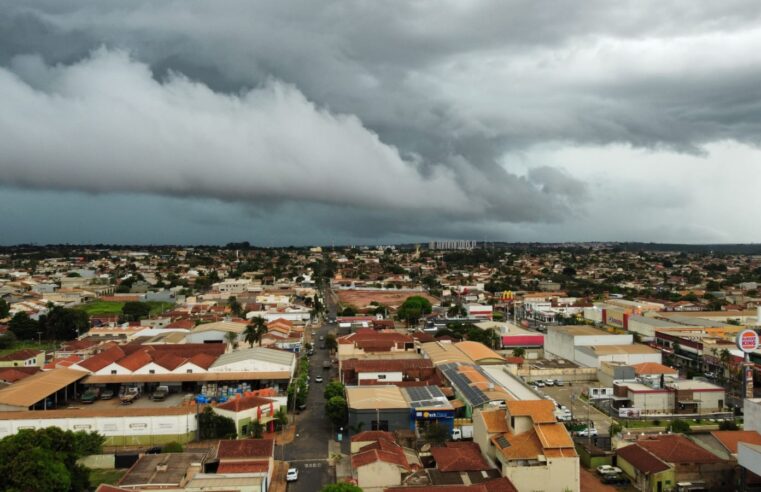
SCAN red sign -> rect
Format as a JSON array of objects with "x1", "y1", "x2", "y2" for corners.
[{"x1": 737, "y1": 330, "x2": 759, "y2": 353}]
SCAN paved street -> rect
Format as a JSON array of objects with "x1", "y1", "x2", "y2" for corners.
[
  {"x1": 280, "y1": 317, "x2": 337, "y2": 492},
  {"x1": 540, "y1": 385, "x2": 615, "y2": 435}
]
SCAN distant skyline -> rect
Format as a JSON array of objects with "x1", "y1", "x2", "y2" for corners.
[{"x1": 2, "y1": 1, "x2": 761, "y2": 245}]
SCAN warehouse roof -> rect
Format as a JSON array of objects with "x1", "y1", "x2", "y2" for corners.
[
  {"x1": 83, "y1": 371, "x2": 291, "y2": 384},
  {"x1": 583, "y1": 344, "x2": 660, "y2": 355},
  {"x1": 550, "y1": 325, "x2": 611, "y2": 336},
  {"x1": 346, "y1": 386, "x2": 408, "y2": 410},
  {"x1": 210, "y1": 347, "x2": 295, "y2": 369},
  {"x1": 421, "y1": 341, "x2": 471, "y2": 365},
  {"x1": 0, "y1": 368, "x2": 87, "y2": 408},
  {"x1": 191, "y1": 320, "x2": 248, "y2": 334},
  {"x1": 455, "y1": 342, "x2": 504, "y2": 364}
]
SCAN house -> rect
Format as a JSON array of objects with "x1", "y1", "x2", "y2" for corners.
[
  {"x1": 0, "y1": 349, "x2": 45, "y2": 368},
  {"x1": 385, "y1": 477, "x2": 518, "y2": 492},
  {"x1": 616, "y1": 434, "x2": 732, "y2": 491},
  {"x1": 431, "y1": 441, "x2": 492, "y2": 472},
  {"x1": 472, "y1": 400, "x2": 579, "y2": 492},
  {"x1": 216, "y1": 438, "x2": 274, "y2": 487},
  {"x1": 118, "y1": 452, "x2": 207, "y2": 489},
  {"x1": 214, "y1": 394, "x2": 286, "y2": 436},
  {"x1": 0, "y1": 366, "x2": 40, "y2": 383},
  {"x1": 340, "y1": 358, "x2": 435, "y2": 386},
  {"x1": 351, "y1": 432, "x2": 420, "y2": 491}
]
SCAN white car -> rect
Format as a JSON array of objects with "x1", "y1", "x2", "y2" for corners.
[
  {"x1": 554, "y1": 379, "x2": 564, "y2": 386},
  {"x1": 286, "y1": 468, "x2": 299, "y2": 481},
  {"x1": 544, "y1": 379, "x2": 555, "y2": 386},
  {"x1": 596, "y1": 465, "x2": 623, "y2": 475},
  {"x1": 534, "y1": 380, "x2": 545, "y2": 387},
  {"x1": 577, "y1": 427, "x2": 598, "y2": 437}
]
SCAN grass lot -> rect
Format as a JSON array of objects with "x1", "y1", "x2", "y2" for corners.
[
  {"x1": 0, "y1": 340, "x2": 56, "y2": 357},
  {"x1": 76, "y1": 301, "x2": 173, "y2": 317},
  {"x1": 89, "y1": 468, "x2": 126, "y2": 488}
]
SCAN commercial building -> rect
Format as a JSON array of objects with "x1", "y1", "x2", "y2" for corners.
[
  {"x1": 346, "y1": 386, "x2": 410, "y2": 432},
  {"x1": 573, "y1": 344, "x2": 662, "y2": 369},
  {"x1": 403, "y1": 385, "x2": 455, "y2": 433},
  {"x1": 0, "y1": 368, "x2": 88, "y2": 411},
  {"x1": 472, "y1": 401, "x2": 579, "y2": 492},
  {"x1": 545, "y1": 325, "x2": 632, "y2": 363},
  {"x1": 438, "y1": 362, "x2": 511, "y2": 417},
  {"x1": 214, "y1": 394, "x2": 287, "y2": 436}
]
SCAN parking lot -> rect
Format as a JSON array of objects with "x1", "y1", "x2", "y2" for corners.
[
  {"x1": 68, "y1": 391, "x2": 191, "y2": 410},
  {"x1": 537, "y1": 384, "x2": 616, "y2": 435}
]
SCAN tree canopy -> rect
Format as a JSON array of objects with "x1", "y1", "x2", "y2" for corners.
[
  {"x1": 0, "y1": 427, "x2": 104, "y2": 492},
  {"x1": 199, "y1": 407, "x2": 237, "y2": 439},
  {"x1": 324, "y1": 381, "x2": 346, "y2": 401},
  {"x1": 321, "y1": 484, "x2": 363, "y2": 492},
  {"x1": 325, "y1": 396, "x2": 348, "y2": 426},
  {"x1": 121, "y1": 301, "x2": 151, "y2": 321},
  {"x1": 396, "y1": 296, "x2": 432, "y2": 326}
]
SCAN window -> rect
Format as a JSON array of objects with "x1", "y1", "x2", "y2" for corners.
[
  {"x1": 149, "y1": 370, "x2": 155, "y2": 374},
  {"x1": 371, "y1": 420, "x2": 389, "y2": 431},
  {"x1": 111, "y1": 370, "x2": 117, "y2": 375},
  {"x1": 187, "y1": 369, "x2": 193, "y2": 373},
  {"x1": 377, "y1": 374, "x2": 387, "y2": 380}
]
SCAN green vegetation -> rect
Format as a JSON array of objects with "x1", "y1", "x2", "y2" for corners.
[
  {"x1": 198, "y1": 407, "x2": 237, "y2": 439},
  {"x1": 0, "y1": 340, "x2": 55, "y2": 357},
  {"x1": 162, "y1": 441, "x2": 184, "y2": 453},
  {"x1": 667, "y1": 419, "x2": 691, "y2": 433},
  {"x1": 324, "y1": 334, "x2": 338, "y2": 352},
  {"x1": 76, "y1": 301, "x2": 171, "y2": 317},
  {"x1": 320, "y1": 484, "x2": 363, "y2": 492},
  {"x1": 89, "y1": 469, "x2": 127, "y2": 488},
  {"x1": 396, "y1": 295, "x2": 432, "y2": 326},
  {"x1": 434, "y1": 322, "x2": 501, "y2": 349},
  {"x1": 325, "y1": 396, "x2": 348, "y2": 426},
  {"x1": 288, "y1": 355, "x2": 310, "y2": 408},
  {"x1": 0, "y1": 428, "x2": 104, "y2": 492},
  {"x1": 324, "y1": 381, "x2": 346, "y2": 401}
]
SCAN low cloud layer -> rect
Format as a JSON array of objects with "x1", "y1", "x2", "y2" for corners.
[{"x1": 1, "y1": 1, "x2": 760, "y2": 243}]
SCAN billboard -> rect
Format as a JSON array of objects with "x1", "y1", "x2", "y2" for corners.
[
  {"x1": 618, "y1": 408, "x2": 641, "y2": 418},
  {"x1": 737, "y1": 330, "x2": 759, "y2": 353}
]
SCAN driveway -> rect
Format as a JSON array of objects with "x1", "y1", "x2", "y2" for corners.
[
  {"x1": 541, "y1": 385, "x2": 616, "y2": 435},
  {"x1": 280, "y1": 321, "x2": 335, "y2": 492}
]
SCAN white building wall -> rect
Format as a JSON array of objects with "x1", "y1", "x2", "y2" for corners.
[
  {"x1": 133, "y1": 362, "x2": 171, "y2": 375},
  {"x1": 744, "y1": 399, "x2": 761, "y2": 432},
  {"x1": 357, "y1": 371, "x2": 403, "y2": 383},
  {"x1": 95, "y1": 362, "x2": 133, "y2": 376},
  {"x1": 0, "y1": 413, "x2": 196, "y2": 440},
  {"x1": 185, "y1": 330, "x2": 230, "y2": 344},
  {"x1": 209, "y1": 358, "x2": 293, "y2": 374}
]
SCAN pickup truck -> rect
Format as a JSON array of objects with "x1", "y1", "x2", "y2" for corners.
[
  {"x1": 452, "y1": 425, "x2": 474, "y2": 440},
  {"x1": 151, "y1": 385, "x2": 170, "y2": 401},
  {"x1": 81, "y1": 387, "x2": 100, "y2": 404},
  {"x1": 119, "y1": 385, "x2": 141, "y2": 405}
]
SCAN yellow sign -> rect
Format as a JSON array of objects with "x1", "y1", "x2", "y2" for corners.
[{"x1": 501, "y1": 290, "x2": 514, "y2": 301}]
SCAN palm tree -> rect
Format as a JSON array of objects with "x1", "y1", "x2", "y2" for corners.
[
  {"x1": 243, "y1": 324, "x2": 257, "y2": 348},
  {"x1": 224, "y1": 331, "x2": 238, "y2": 351},
  {"x1": 252, "y1": 316, "x2": 268, "y2": 347}
]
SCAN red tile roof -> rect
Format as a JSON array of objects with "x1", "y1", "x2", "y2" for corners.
[
  {"x1": 638, "y1": 435, "x2": 724, "y2": 464},
  {"x1": 431, "y1": 442, "x2": 491, "y2": 472},
  {"x1": 217, "y1": 438, "x2": 274, "y2": 460},
  {"x1": 341, "y1": 359, "x2": 433, "y2": 372},
  {"x1": 216, "y1": 395, "x2": 275, "y2": 413},
  {"x1": 76, "y1": 344, "x2": 126, "y2": 372},
  {"x1": 617, "y1": 443, "x2": 670, "y2": 474},
  {"x1": 0, "y1": 349, "x2": 42, "y2": 362},
  {"x1": 351, "y1": 430, "x2": 396, "y2": 443},
  {"x1": 116, "y1": 349, "x2": 154, "y2": 372},
  {"x1": 0, "y1": 367, "x2": 40, "y2": 382},
  {"x1": 711, "y1": 430, "x2": 761, "y2": 454},
  {"x1": 217, "y1": 461, "x2": 270, "y2": 473},
  {"x1": 351, "y1": 448, "x2": 410, "y2": 470},
  {"x1": 385, "y1": 477, "x2": 518, "y2": 492}
]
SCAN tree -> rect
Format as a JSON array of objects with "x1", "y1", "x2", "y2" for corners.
[
  {"x1": 242, "y1": 317, "x2": 267, "y2": 348},
  {"x1": 340, "y1": 306, "x2": 357, "y2": 317},
  {"x1": 325, "y1": 396, "x2": 348, "y2": 426},
  {"x1": 324, "y1": 334, "x2": 338, "y2": 352},
  {"x1": 719, "y1": 420, "x2": 739, "y2": 431},
  {"x1": 667, "y1": 419, "x2": 691, "y2": 433},
  {"x1": 8, "y1": 311, "x2": 39, "y2": 340},
  {"x1": 162, "y1": 442, "x2": 184, "y2": 453},
  {"x1": 42, "y1": 306, "x2": 89, "y2": 340},
  {"x1": 227, "y1": 296, "x2": 243, "y2": 317},
  {"x1": 224, "y1": 331, "x2": 239, "y2": 350},
  {"x1": 447, "y1": 304, "x2": 466, "y2": 318},
  {"x1": 0, "y1": 428, "x2": 104, "y2": 492},
  {"x1": 396, "y1": 296, "x2": 433, "y2": 326},
  {"x1": 425, "y1": 422, "x2": 450, "y2": 445},
  {"x1": 0, "y1": 299, "x2": 9, "y2": 318},
  {"x1": 198, "y1": 407, "x2": 237, "y2": 439},
  {"x1": 512, "y1": 347, "x2": 525, "y2": 358},
  {"x1": 251, "y1": 420, "x2": 264, "y2": 438},
  {"x1": 320, "y1": 484, "x2": 363, "y2": 492},
  {"x1": 324, "y1": 381, "x2": 346, "y2": 401},
  {"x1": 121, "y1": 301, "x2": 151, "y2": 321}
]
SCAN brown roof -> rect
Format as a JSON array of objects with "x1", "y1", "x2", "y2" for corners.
[
  {"x1": 352, "y1": 448, "x2": 409, "y2": 470},
  {"x1": 83, "y1": 371, "x2": 291, "y2": 384},
  {"x1": 455, "y1": 341, "x2": 504, "y2": 363},
  {"x1": 216, "y1": 395, "x2": 276, "y2": 413},
  {"x1": 492, "y1": 431, "x2": 543, "y2": 461},
  {"x1": 631, "y1": 362, "x2": 678, "y2": 376},
  {"x1": 534, "y1": 423, "x2": 575, "y2": 450},
  {"x1": 0, "y1": 406, "x2": 194, "y2": 420},
  {"x1": 117, "y1": 349, "x2": 154, "y2": 371},
  {"x1": 506, "y1": 400, "x2": 556, "y2": 423},
  {"x1": 0, "y1": 368, "x2": 88, "y2": 408},
  {"x1": 0, "y1": 367, "x2": 40, "y2": 383},
  {"x1": 76, "y1": 344, "x2": 126, "y2": 372},
  {"x1": 341, "y1": 358, "x2": 433, "y2": 372},
  {"x1": 217, "y1": 438, "x2": 274, "y2": 460},
  {"x1": 478, "y1": 409, "x2": 508, "y2": 433},
  {"x1": 431, "y1": 442, "x2": 491, "y2": 472},
  {"x1": 0, "y1": 349, "x2": 42, "y2": 362},
  {"x1": 638, "y1": 435, "x2": 724, "y2": 464},
  {"x1": 216, "y1": 462, "x2": 269, "y2": 473},
  {"x1": 711, "y1": 430, "x2": 761, "y2": 454},
  {"x1": 351, "y1": 430, "x2": 397, "y2": 443},
  {"x1": 386, "y1": 477, "x2": 518, "y2": 492},
  {"x1": 617, "y1": 443, "x2": 670, "y2": 474}
]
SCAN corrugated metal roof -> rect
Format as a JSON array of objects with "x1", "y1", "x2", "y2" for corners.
[
  {"x1": 0, "y1": 368, "x2": 88, "y2": 408},
  {"x1": 83, "y1": 371, "x2": 291, "y2": 384},
  {"x1": 211, "y1": 347, "x2": 295, "y2": 369}
]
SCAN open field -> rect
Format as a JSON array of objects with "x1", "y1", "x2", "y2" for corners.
[
  {"x1": 336, "y1": 289, "x2": 438, "y2": 309},
  {"x1": 76, "y1": 301, "x2": 172, "y2": 316}
]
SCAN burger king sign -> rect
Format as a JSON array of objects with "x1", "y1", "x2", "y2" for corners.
[{"x1": 737, "y1": 329, "x2": 759, "y2": 353}]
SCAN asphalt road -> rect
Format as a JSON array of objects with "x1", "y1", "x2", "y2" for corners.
[
  {"x1": 281, "y1": 320, "x2": 337, "y2": 492},
  {"x1": 540, "y1": 385, "x2": 615, "y2": 435}
]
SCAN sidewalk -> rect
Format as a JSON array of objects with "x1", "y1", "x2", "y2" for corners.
[{"x1": 328, "y1": 439, "x2": 351, "y2": 480}]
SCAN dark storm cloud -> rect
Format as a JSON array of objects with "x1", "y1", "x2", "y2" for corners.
[{"x1": 1, "y1": 1, "x2": 761, "y2": 243}]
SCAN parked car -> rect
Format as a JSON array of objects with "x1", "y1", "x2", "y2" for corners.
[
  {"x1": 151, "y1": 385, "x2": 170, "y2": 401},
  {"x1": 544, "y1": 379, "x2": 555, "y2": 386},
  {"x1": 314, "y1": 375, "x2": 324, "y2": 383},
  {"x1": 601, "y1": 474, "x2": 628, "y2": 485},
  {"x1": 319, "y1": 335, "x2": 325, "y2": 341},
  {"x1": 578, "y1": 427, "x2": 599, "y2": 437},
  {"x1": 81, "y1": 387, "x2": 101, "y2": 404},
  {"x1": 100, "y1": 388, "x2": 115, "y2": 400},
  {"x1": 554, "y1": 379, "x2": 564, "y2": 386},
  {"x1": 286, "y1": 468, "x2": 299, "y2": 481},
  {"x1": 119, "y1": 385, "x2": 142, "y2": 404},
  {"x1": 596, "y1": 465, "x2": 623, "y2": 475},
  {"x1": 534, "y1": 380, "x2": 545, "y2": 387}
]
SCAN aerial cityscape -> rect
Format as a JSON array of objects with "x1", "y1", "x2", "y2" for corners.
[{"x1": 2, "y1": 1, "x2": 761, "y2": 492}]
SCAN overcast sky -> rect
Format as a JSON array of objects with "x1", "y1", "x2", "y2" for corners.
[{"x1": 2, "y1": 1, "x2": 761, "y2": 246}]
